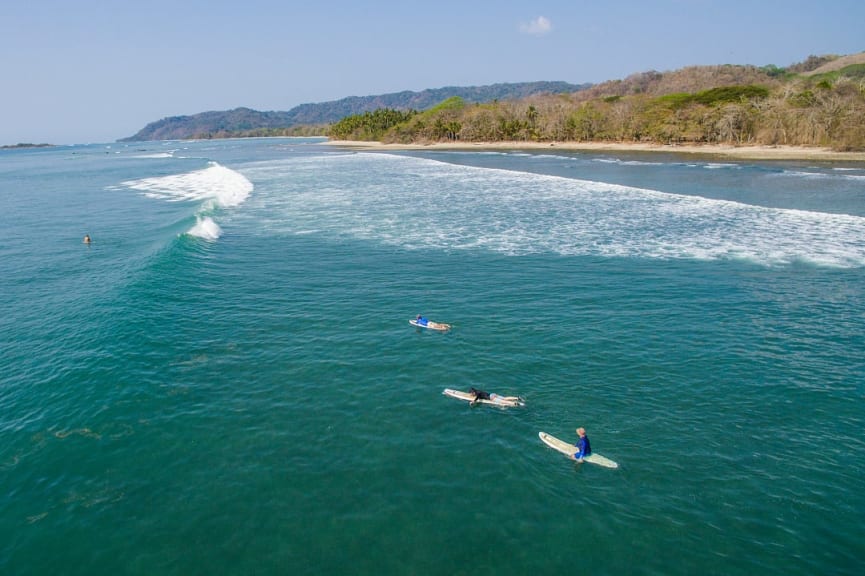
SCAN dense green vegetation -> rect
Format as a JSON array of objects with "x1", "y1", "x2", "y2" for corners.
[
  {"x1": 332, "y1": 55, "x2": 865, "y2": 151},
  {"x1": 329, "y1": 109, "x2": 417, "y2": 140},
  {"x1": 654, "y1": 85, "x2": 770, "y2": 109},
  {"x1": 808, "y1": 63, "x2": 865, "y2": 83},
  {"x1": 187, "y1": 124, "x2": 327, "y2": 140}
]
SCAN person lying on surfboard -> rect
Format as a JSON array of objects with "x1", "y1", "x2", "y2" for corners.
[
  {"x1": 572, "y1": 427, "x2": 592, "y2": 461},
  {"x1": 415, "y1": 315, "x2": 451, "y2": 330},
  {"x1": 468, "y1": 387, "x2": 523, "y2": 406}
]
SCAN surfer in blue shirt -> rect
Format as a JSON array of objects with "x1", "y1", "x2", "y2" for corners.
[
  {"x1": 416, "y1": 314, "x2": 429, "y2": 326},
  {"x1": 573, "y1": 427, "x2": 591, "y2": 460}
]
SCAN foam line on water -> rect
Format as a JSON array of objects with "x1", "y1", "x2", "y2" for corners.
[
  {"x1": 776, "y1": 169, "x2": 865, "y2": 182},
  {"x1": 238, "y1": 153, "x2": 865, "y2": 268},
  {"x1": 131, "y1": 152, "x2": 176, "y2": 159}
]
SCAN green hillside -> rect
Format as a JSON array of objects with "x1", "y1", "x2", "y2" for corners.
[
  {"x1": 337, "y1": 53, "x2": 865, "y2": 151},
  {"x1": 119, "y1": 82, "x2": 588, "y2": 142}
]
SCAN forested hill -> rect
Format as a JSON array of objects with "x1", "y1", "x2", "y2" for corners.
[
  {"x1": 331, "y1": 52, "x2": 865, "y2": 151},
  {"x1": 119, "y1": 81, "x2": 588, "y2": 141}
]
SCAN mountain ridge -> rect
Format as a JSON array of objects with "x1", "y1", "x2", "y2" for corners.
[{"x1": 119, "y1": 81, "x2": 589, "y2": 142}]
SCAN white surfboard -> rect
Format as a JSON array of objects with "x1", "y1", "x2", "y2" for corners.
[
  {"x1": 443, "y1": 388, "x2": 524, "y2": 407},
  {"x1": 538, "y1": 431, "x2": 618, "y2": 468},
  {"x1": 410, "y1": 319, "x2": 451, "y2": 331}
]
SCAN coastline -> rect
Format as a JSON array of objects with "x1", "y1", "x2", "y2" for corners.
[{"x1": 325, "y1": 140, "x2": 865, "y2": 162}]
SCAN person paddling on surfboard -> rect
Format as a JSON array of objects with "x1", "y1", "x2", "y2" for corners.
[
  {"x1": 468, "y1": 387, "x2": 523, "y2": 406},
  {"x1": 414, "y1": 314, "x2": 452, "y2": 330},
  {"x1": 572, "y1": 427, "x2": 592, "y2": 461}
]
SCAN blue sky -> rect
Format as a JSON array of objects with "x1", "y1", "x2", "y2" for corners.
[{"x1": 2, "y1": 0, "x2": 863, "y2": 144}]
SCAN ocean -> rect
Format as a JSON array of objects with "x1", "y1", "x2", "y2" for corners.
[{"x1": 1, "y1": 138, "x2": 863, "y2": 575}]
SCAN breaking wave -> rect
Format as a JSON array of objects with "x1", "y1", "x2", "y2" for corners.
[{"x1": 120, "y1": 162, "x2": 253, "y2": 239}]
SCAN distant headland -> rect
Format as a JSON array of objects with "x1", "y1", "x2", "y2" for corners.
[{"x1": 1, "y1": 143, "x2": 54, "y2": 150}]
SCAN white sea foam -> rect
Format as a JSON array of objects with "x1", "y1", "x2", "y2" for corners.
[
  {"x1": 120, "y1": 162, "x2": 252, "y2": 240},
  {"x1": 839, "y1": 173, "x2": 865, "y2": 181},
  {"x1": 592, "y1": 157, "x2": 664, "y2": 167},
  {"x1": 591, "y1": 157, "x2": 740, "y2": 170},
  {"x1": 775, "y1": 169, "x2": 865, "y2": 182},
  {"x1": 780, "y1": 170, "x2": 835, "y2": 179},
  {"x1": 132, "y1": 152, "x2": 175, "y2": 159},
  {"x1": 187, "y1": 216, "x2": 222, "y2": 240},
  {"x1": 237, "y1": 152, "x2": 865, "y2": 268},
  {"x1": 122, "y1": 162, "x2": 253, "y2": 208}
]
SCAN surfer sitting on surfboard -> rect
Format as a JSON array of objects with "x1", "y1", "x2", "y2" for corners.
[
  {"x1": 468, "y1": 387, "x2": 523, "y2": 406},
  {"x1": 573, "y1": 427, "x2": 592, "y2": 461},
  {"x1": 415, "y1": 314, "x2": 429, "y2": 326}
]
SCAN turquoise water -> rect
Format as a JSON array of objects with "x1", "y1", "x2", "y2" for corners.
[{"x1": 1, "y1": 138, "x2": 863, "y2": 575}]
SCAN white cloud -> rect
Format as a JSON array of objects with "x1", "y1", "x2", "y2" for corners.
[{"x1": 520, "y1": 16, "x2": 552, "y2": 36}]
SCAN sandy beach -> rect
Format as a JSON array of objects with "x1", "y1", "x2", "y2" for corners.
[{"x1": 326, "y1": 140, "x2": 865, "y2": 162}]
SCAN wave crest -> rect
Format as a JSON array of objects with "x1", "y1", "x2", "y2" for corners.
[
  {"x1": 122, "y1": 162, "x2": 253, "y2": 208},
  {"x1": 188, "y1": 216, "x2": 222, "y2": 240},
  {"x1": 121, "y1": 162, "x2": 252, "y2": 240}
]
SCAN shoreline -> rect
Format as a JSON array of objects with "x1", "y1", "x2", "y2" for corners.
[{"x1": 325, "y1": 140, "x2": 865, "y2": 162}]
